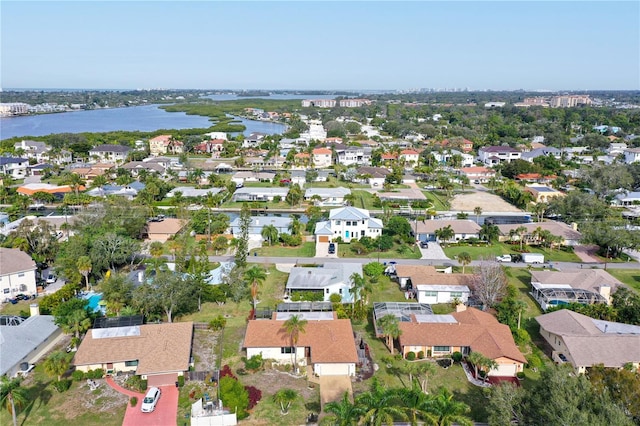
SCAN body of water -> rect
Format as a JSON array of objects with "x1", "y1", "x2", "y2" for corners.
[
  {"x1": 203, "y1": 93, "x2": 337, "y2": 101},
  {"x1": 0, "y1": 104, "x2": 286, "y2": 140}
]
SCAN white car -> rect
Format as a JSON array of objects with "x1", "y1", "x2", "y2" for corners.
[
  {"x1": 495, "y1": 254, "x2": 512, "y2": 262},
  {"x1": 45, "y1": 273, "x2": 56, "y2": 284},
  {"x1": 141, "y1": 387, "x2": 161, "y2": 413}
]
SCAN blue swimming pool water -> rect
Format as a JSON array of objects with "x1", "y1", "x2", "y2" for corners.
[{"x1": 86, "y1": 294, "x2": 103, "y2": 311}]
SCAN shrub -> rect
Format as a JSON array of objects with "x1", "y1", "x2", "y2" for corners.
[
  {"x1": 220, "y1": 365, "x2": 237, "y2": 380},
  {"x1": 243, "y1": 354, "x2": 264, "y2": 372},
  {"x1": 53, "y1": 379, "x2": 72, "y2": 392},
  {"x1": 86, "y1": 369, "x2": 104, "y2": 379},
  {"x1": 526, "y1": 353, "x2": 543, "y2": 370},
  {"x1": 220, "y1": 376, "x2": 249, "y2": 419},
  {"x1": 516, "y1": 371, "x2": 526, "y2": 380},
  {"x1": 209, "y1": 315, "x2": 227, "y2": 331},
  {"x1": 417, "y1": 351, "x2": 425, "y2": 359},
  {"x1": 513, "y1": 328, "x2": 531, "y2": 346},
  {"x1": 452, "y1": 352, "x2": 463, "y2": 363},
  {"x1": 72, "y1": 370, "x2": 86, "y2": 381},
  {"x1": 244, "y1": 385, "x2": 262, "y2": 409},
  {"x1": 130, "y1": 396, "x2": 138, "y2": 407},
  {"x1": 178, "y1": 375, "x2": 185, "y2": 387},
  {"x1": 125, "y1": 375, "x2": 148, "y2": 392},
  {"x1": 406, "y1": 351, "x2": 416, "y2": 361}
]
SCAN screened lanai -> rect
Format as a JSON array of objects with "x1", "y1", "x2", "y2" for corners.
[
  {"x1": 372, "y1": 302, "x2": 433, "y2": 336},
  {"x1": 532, "y1": 285, "x2": 608, "y2": 311}
]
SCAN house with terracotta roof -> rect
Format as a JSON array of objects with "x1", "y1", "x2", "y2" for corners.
[
  {"x1": 515, "y1": 173, "x2": 557, "y2": 184},
  {"x1": 397, "y1": 307, "x2": 526, "y2": 377},
  {"x1": 536, "y1": 309, "x2": 640, "y2": 374},
  {"x1": 149, "y1": 135, "x2": 184, "y2": 156},
  {"x1": 380, "y1": 152, "x2": 398, "y2": 164},
  {"x1": 524, "y1": 185, "x2": 565, "y2": 203},
  {"x1": 457, "y1": 166, "x2": 495, "y2": 183},
  {"x1": 243, "y1": 316, "x2": 358, "y2": 377},
  {"x1": 411, "y1": 219, "x2": 481, "y2": 243},
  {"x1": 440, "y1": 138, "x2": 474, "y2": 153},
  {"x1": 312, "y1": 148, "x2": 333, "y2": 168},
  {"x1": 194, "y1": 139, "x2": 225, "y2": 156},
  {"x1": 0, "y1": 248, "x2": 37, "y2": 299},
  {"x1": 17, "y1": 183, "x2": 80, "y2": 197},
  {"x1": 399, "y1": 149, "x2": 420, "y2": 168},
  {"x1": 73, "y1": 321, "x2": 193, "y2": 386},
  {"x1": 145, "y1": 218, "x2": 187, "y2": 242}
]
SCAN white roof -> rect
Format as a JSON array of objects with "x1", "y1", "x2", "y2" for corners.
[{"x1": 329, "y1": 206, "x2": 371, "y2": 221}]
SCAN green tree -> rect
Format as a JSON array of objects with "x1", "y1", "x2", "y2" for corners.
[
  {"x1": 473, "y1": 206, "x2": 482, "y2": 224},
  {"x1": 43, "y1": 351, "x2": 71, "y2": 381},
  {"x1": 219, "y1": 376, "x2": 249, "y2": 420},
  {"x1": 235, "y1": 203, "x2": 251, "y2": 268},
  {"x1": 285, "y1": 183, "x2": 303, "y2": 206},
  {"x1": 245, "y1": 266, "x2": 267, "y2": 314},
  {"x1": 357, "y1": 377, "x2": 408, "y2": 426},
  {"x1": 435, "y1": 225, "x2": 455, "y2": 243},
  {"x1": 0, "y1": 377, "x2": 28, "y2": 426},
  {"x1": 76, "y1": 256, "x2": 92, "y2": 291},
  {"x1": 212, "y1": 235, "x2": 229, "y2": 255},
  {"x1": 378, "y1": 314, "x2": 401, "y2": 354},
  {"x1": 283, "y1": 314, "x2": 307, "y2": 373},
  {"x1": 321, "y1": 391, "x2": 363, "y2": 426},
  {"x1": 588, "y1": 364, "x2": 640, "y2": 422},
  {"x1": 273, "y1": 388, "x2": 298, "y2": 415},
  {"x1": 430, "y1": 387, "x2": 473, "y2": 426},
  {"x1": 261, "y1": 224, "x2": 278, "y2": 246},
  {"x1": 479, "y1": 223, "x2": 500, "y2": 243},
  {"x1": 395, "y1": 383, "x2": 436, "y2": 426},
  {"x1": 61, "y1": 308, "x2": 92, "y2": 340},
  {"x1": 457, "y1": 251, "x2": 471, "y2": 273}
]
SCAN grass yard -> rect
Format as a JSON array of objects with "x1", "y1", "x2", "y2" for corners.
[
  {"x1": 253, "y1": 242, "x2": 316, "y2": 257},
  {"x1": 442, "y1": 242, "x2": 582, "y2": 262},
  {"x1": 337, "y1": 242, "x2": 422, "y2": 259},
  {"x1": 604, "y1": 269, "x2": 640, "y2": 293},
  {"x1": 351, "y1": 190, "x2": 378, "y2": 210},
  {"x1": 422, "y1": 191, "x2": 450, "y2": 211}
]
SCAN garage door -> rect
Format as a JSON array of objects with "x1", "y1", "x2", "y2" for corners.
[
  {"x1": 147, "y1": 373, "x2": 178, "y2": 387},
  {"x1": 318, "y1": 236, "x2": 329, "y2": 242},
  {"x1": 491, "y1": 364, "x2": 517, "y2": 377}
]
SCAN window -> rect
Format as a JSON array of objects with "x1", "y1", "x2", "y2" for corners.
[
  {"x1": 423, "y1": 291, "x2": 438, "y2": 297},
  {"x1": 18, "y1": 273, "x2": 25, "y2": 278},
  {"x1": 433, "y1": 346, "x2": 451, "y2": 352},
  {"x1": 336, "y1": 221, "x2": 341, "y2": 225},
  {"x1": 325, "y1": 288, "x2": 329, "y2": 294},
  {"x1": 450, "y1": 292, "x2": 463, "y2": 298},
  {"x1": 346, "y1": 221, "x2": 351, "y2": 226},
  {"x1": 3, "y1": 289, "x2": 9, "y2": 294},
  {"x1": 281, "y1": 347, "x2": 294, "y2": 354},
  {"x1": 125, "y1": 360, "x2": 139, "y2": 367}
]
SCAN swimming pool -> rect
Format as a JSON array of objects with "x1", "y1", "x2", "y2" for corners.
[{"x1": 84, "y1": 292, "x2": 104, "y2": 313}]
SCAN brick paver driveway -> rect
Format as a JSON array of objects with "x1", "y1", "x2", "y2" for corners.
[{"x1": 107, "y1": 377, "x2": 179, "y2": 426}]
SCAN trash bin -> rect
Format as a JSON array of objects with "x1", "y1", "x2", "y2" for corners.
[
  {"x1": 175, "y1": 381, "x2": 179, "y2": 388},
  {"x1": 254, "y1": 252, "x2": 257, "y2": 256}
]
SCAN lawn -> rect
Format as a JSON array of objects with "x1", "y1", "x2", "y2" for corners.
[
  {"x1": 253, "y1": 242, "x2": 316, "y2": 257},
  {"x1": 337, "y1": 242, "x2": 422, "y2": 260},
  {"x1": 351, "y1": 190, "x2": 378, "y2": 210},
  {"x1": 604, "y1": 268, "x2": 640, "y2": 293},
  {"x1": 422, "y1": 190, "x2": 450, "y2": 211},
  {"x1": 442, "y1": 242, "x2": 582, "y2": 262}
]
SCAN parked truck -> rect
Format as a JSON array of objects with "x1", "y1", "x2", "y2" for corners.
[{"x1": 521, "y1": 253, "x2": 544, "y2": 264}]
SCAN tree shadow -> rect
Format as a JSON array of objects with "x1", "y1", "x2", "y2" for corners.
[
  {"x1": 453, "y1": 386, "x2": 489, "y2": 423},
  {"x1": 20, "y1": 379, "x2": 53, "y2": 426}
]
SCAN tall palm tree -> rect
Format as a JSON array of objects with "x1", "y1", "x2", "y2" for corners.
[
  {"x1": 430, "y1": 387, "x2": 473, "y2": 426},
  {"x1": 245, "y1": 266, "x2": 267, "y2": 314},
  {"x1": 321, "y1": 391, "x2": 362, "y2": 426},
  {"x1": 0, "y1": 376, "x2": 28, "y2": 426},
  {"x1": 515, "y1": 225, "x2": 528, "y2": 250},
  {"x1": 283, "y1": 314, "x2": 307, "y2": 373},
  {"x1": 357, "y1": 377, "x2": 408, "y2": 426},
  {"x1": 473, "y1": 206, "x2": 482, "y2": 224},
  {"x1": 377, "y1": 314, "x2": 401, "y2": 355},
  {"x1": 62, "y1": 309, "x2": 92, "y2": 340},
  {"x1": 261, "y1": 224, "x2": 279, "y2": 246},
  {"x1": 62, "y1": 172, "x2": 85, "y2": 196},
  {"x1": 457, "y1": 252, "x2": 472, "y2": 273},
  {"x1": 77, "y1": 256, "x2": 92, "y2": 291},
  {"x1": 43, "y1": 351, "x2": 70, "y2": 382},
  {"x1": 288, "y1": 216, "x2": 302, "y2": 236},
  {"x1": 273, "y1": 388, "x2": 298, "y2": 415},
  {"x1": 394, "y1": 383, "x2": 436, "y2": 426}
]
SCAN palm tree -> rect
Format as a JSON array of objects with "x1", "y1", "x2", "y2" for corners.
[
  {"x1": 261, "y1": 224, "x2": 279, "y2": 246},
  {"x1": 288, "y1": 216, "x2": 302, "y2": 236},
  {"x1": 343, "y1": 193, "x2": 357, "y2": 206},
  {"x1": 515, "y1": 225, "x2": 528, "y2": 250},
  {"x1": 77, "y1": 256, "x2": 92, "y2": 291},
  {"x1": 61, "y1": 309, "x2": 92, "y2": 340},
  {"x1": 0, "y1": 376, "x2": 28, "y2": 426},
  {"x1": 467, "y1": 351, "x2": 485, "y2": 380},
  {"x1": 321, "y1": 391, "x2": 362, "y2": 426},
  {"x1": 245, "y1": 266, "x2": 267, "y2": 314},
  {"x1": 473, "y1": 206, "x2": 482, "y2": 224},
  {"x1": 62, "y1": 172, "x2": 85, "y2": 196},
  {"x1": 90, "y1": 174, "x2": 108, "y2": 189},
  {"x1": 435, "y1": 225, "x2": 454, "y2": 243},
  {"x1": 377, "y1": 314, "x2": 401, "y2": 355},
  {"x1": 283, "y1": 314, "x2": 307, "y2": 373},
  {"x1": 430, "y1": 387, "x2": 473, "y2": 426},
  {"x1": 394, "y1": 383, "x2": 436, "y2": 426},
  {"x1": 357, "y1": 377, "x2": 408, "y2": 426},
  {"x1": 273, "y1": 388, "x2": 298, "y2": 415},
  {"x1": 43, "y1": 351, "x2": 70, "y2": 382},
  {"x1": 457, "y1": 252, "x2": 471, "y2": 273},
  {"x1": 415, "y1": 361, "x2": 436, "y2": 393}
]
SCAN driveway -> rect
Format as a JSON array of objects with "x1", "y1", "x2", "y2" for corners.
[
  {"x1": 315, "y1": 241, "x2": 338, "y2": 259},
  {"x1": 418, "y1": 242, "x2": 450, "y2": 260},
  {"x1": 107, "y1": 377, "x2": 179, "y2": 426},
  {"x1": 319, "y1": 375, "x2": 352, "y2": 409}
]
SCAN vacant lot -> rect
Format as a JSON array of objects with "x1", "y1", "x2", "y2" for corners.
[{"x1": 450, "y1": 191, "x2": 521, "y2": 212}]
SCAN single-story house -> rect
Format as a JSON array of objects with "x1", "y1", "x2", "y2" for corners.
[
  {"x1": 314, "y1": 206, "x2": 383, "y2": 243},
  {"x1": 457, "y1": 166, "x2": 496, "y2": 183},
  {"x1": 398, "y1": 306, "x2": 526, "y2": 377},
  {"x1": 87, "y1": 182, "x2": 146, "y2": 200},
  {"x1": 231, "y1": 171, "x2": 276, "y2": 184},
  {"x1": 411, "y1": 220, "x2": 481, "y2": 243},
  {"x1": 290, "y1": 170, "x2": 306, "y2": 186},
  {"x1": 73, "y1": 321, "x2": 193, "y2": 386},
  {"x1": 122, "y1": 161, "x2": 167, "y2": 176},
  {"x1": 285, "y1": 263, "x2": 363, "y2": 303},
  {"x1": 229, "y1": 216, "x2": 292, "y2": 241},
  {"x1": 0, "y1": 247, "x2": 37, "y2": 298},
  {"x1": 376, "y1": 188, "x2": 427, "y2": 203},
  {"x1": 612, "y1": 191, "x2": 640, "y2": 207},
  {"x1": 146, "y1": 218, "x2": 187, "y2": 242},
  {"x1": 524, "y1": 185, "x2": 565, "y2": 203},
  {"x1": 497, "y1": 221, "x2": 582, "y2": 246},
  {"x1": 530, "y1": 269, "x2": 623, "y2": 311},
  {"x1": 413, "y1": 274, "x2": 474, "y2": 304},
  {"x1": 167, "y1": 187, "x2": 223, "y2": 198},
  {"x1": 354, "y1": 166, "x2": 390, "y2": 187},
  {"x1": 243, "y1": 316, "x2": 358, "y2": 377},
  {"x1": 232, "y1": 187, "x2": 289, "y2": 202},
  {"x1": 0, "y1": 304, "x2": 64, "y2": 377},
  {"x1": 304, "y1": 187, "x2": 351, "y2": 206},
  {"x1": 17, "y1": 183, "x2": 81, "y2": 197},
  {"x1": 536, "y1": 309, "x2": 640, "y2": 374}
]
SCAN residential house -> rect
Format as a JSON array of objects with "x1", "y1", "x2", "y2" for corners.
[
  {"x1": 411, "y1": 220, "x2": 481, "y2": 243},
  {"x1": 0, "y1": 304, "x2": 64, "y2": 377},
  {"x1": 88, "y1": 144, "x2": 131, "y2": 163},
  {"x1": 28, "y1": 163, "x2": 53, "y2": 176},
  {"x1": 497, "y1": 221, "x2": 582, "y2": 246},
  {"x1": 530, "y1": 269, "x2": 623, "y2": 311},
  {"x1": 536, "y1": 309, "x2": 640, "y2": 374},
  {"x1": 290, "y1": 170, "x2": 306, "y2": 186},
  {"x1": 393, "y1": 265, "x2": 472, "y2": 304},
  {"x1": 203, "y1": 131, "x2": 228, "y2": 141},
  {"x1": 334, "y1": 145, "x2": 372, "y2": 166},
  {"x1": 521, "y1": 147, "x2": 562, "y2": 163},
  {"x1": 229, "y1": 216, "x2": 292, "y2": 242},
  {"x1": 14, "y1": 140, "x2": 50, "y2": 162},
  {"x1": 70, "y1": 163, "x2": 114, "y2": 182},
  {"x1": 432, "y1": 149, "x2": 474, "y2": 168},
  {"x1": 324, "y1": 137, "x2": 343, "y2": 145},
  {"x1": 242, "y1": 132, "x2": 266, "y2": 148},
  {"x1": 231, "y1": 171, "x2": 275, "y2": 185},
  {"x1": 457, "y1": 166, "x2": 495, "y2": 183},
  {"x1": 608, "y1": 142, "x2": 628, "y2": 156},
  {"x1": 478, "y1": 146, "x2": 521, "y2": 165},
  {"x1": 232, "y1": 187, "x2": 289, "y2": 202},
  {"x1": 314, "y1": 206, "x2": 383, "y2": 243},
  {"x1": 304, "y1": 187, "x2": 351, "y2": 206},
  {"x1": 515, "y1": 173, "x2": 557, "y2": 184},
  {"x1": 149, "y1": 135, "x2": 183, "y2": 156},
  {"x1": 86, "y1": 182, "x2": 146, "y2": 200},
  {"x1": 166, "y1": 187, "x2": 223, "y2": 198},
  {"x1": 122, "y1": 160, "x2": 167, "y2": 177},
  {"x1": 380, "y1": 153, "x2": 398, "y2": 165},
  {"x1": 613, "y1": 191, "x2": 640, "y2": 206},
  {"x1": 394, "y1": 265, "x2": 439, "y2": 289},
  {"x1": 399, "y1": 149, "x2": 420, "y2": 168},
  {"x1": 243, "y1": 316, "x2": 358, "y2": 377},
  {"x1": 439, "y1": 138, "x2": 474, "y2": 153},
  {"x1": 524, "y1": 185, "x2": 565, "y2": 203},
  {"x1": 0, "y1": 248, "x2": 37, "y2": 298},
  {"x1": 17, "y1": 183, "x2": 80, "y2": 197},
  {"x1": 73, "y1": 321, "x2": 193, "y2": 386},
  {"x1": 301, "y1": 121, "x2": 327, "y2": 142},
  {"x1": 146, "y1": 218, "x2": 187, "y2": 243},
  {"x1": 194, "y1": 139, "x2": 225, "y2": 156},
  {"x1": 623, "y1": 148, "x2": 640, "y2": 164},
  {"x1": 285, "y1": 263, "x2": 363, "y2": 303},
  {"x1": 396, "y1": 306, "x2": 526, "y2": 377},
  {"x1": 0, "y1": 157, "x2": 28, "y2": 178},
  {"x1": 312, "y1": 148, "x2": 333, "y2": 168},
  {"x1": 355, "y1": 166, "x2": 390, "y2": 187}
]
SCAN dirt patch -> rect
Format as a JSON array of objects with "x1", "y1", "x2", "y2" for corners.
[
  {"x1": 52, "y1": 379, "x2": 128, "y2": 419},
  {"x1": 450, "y1": 191, "x2": 522, "y2": 212},
  {"x1": 240, "y1": 368, "x2": 318, "y2": 401},
  {"x1": 192, "y1": 329, "x2": 220, "y2": 372}
]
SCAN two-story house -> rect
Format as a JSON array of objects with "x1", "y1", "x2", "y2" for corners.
[
  {"x1": 312, "y1": 148, "x2": 333, "y2": 168},
  {"x1": 478, "y1": 146, "x2": 521, "y2": 165},
  {"x1": 623, "y1": 148, "x2": 640, "y2": 164},
  {"x1": 88, "y1": 145, "x2": 131, "y2": 163},
  {"x1": 0, "y1": 248, "x2": 37, "y2": 298},
  {"x1": 0, "y1": 157, "x2": 29, "y2": 179},
  {"x1": 334, "y1": 145, "x2": 372, "y2": 166},
  {"x1": 399, "y1": 149, "x2": 420, "y2": 168},
  {"x1": 314, "y1": 206, "x2": 383, "y2": 242}
]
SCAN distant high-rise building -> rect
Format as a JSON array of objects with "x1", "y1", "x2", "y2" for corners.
[{"x1": 549, "y1": 95, "x2": 592, "y2": 108}]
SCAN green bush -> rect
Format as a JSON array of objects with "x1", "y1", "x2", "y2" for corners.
[
  {"x1": 209, "y1": 315, "x2": 227, "y2": 331},
  {"x1": 406, "y1": 351, "x2": 416, "y2": 361},
  {"x1": 516, "y1": 371, "x2": 526, "y2": 379},
  {"x1": 178, "y1": 375, "x2": 185, "y2": 387},
  {"x1": 513, "y1": 328, "x2": 531, "y2": 346},
  {"x1": 125, "y1": 375, "x2": 148, "y2": 392},
  {"x1": 417, "y1": 351, "x2": 425, "y2": 359},
  {"x1": 219, "y1": 376, "x2": 249, "y2": 419},
  {"x1": 71, "y1": 370, "x2": 86, "y2": 381},
  {"x1": 130, "y1": 396, "x2": 138, "y2": 407},
  {"x1": 243, "y1": 354, "x2": 264, "y2": 372},
  {"x1": 53, "y1": 379, "x2": 72, "y2": 393},
  {"x1": 452, "y1": 351, "x2": 463, "y2": 363},
  {"x1": 526, "y1": 353, "x2": 543, "y2": 370},
  {"x1": 86, "y1": 369, "x2": 104, "y2": 379}
]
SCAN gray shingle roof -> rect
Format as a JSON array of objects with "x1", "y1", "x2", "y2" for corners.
[
  {"x1": 0, "y1": 315, "x2": 60, "y2": 376},
  {"x1": 0, "y1": 248, "x2": 36, "y2": 275}
]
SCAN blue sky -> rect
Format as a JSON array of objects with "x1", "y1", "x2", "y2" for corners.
[{"x1": 2, "y1": 1, "x2": 639, "y2": 90}]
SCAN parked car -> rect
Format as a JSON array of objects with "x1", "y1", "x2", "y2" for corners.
[
  {"x1": 141, "y1": 387, "x2": 161, "y2": 413},
  {"x1": 328, "y1": 243, "x2": 336, "y2": 254},
  {"x1": 46, "y1": 273, "x2": 56, "y2": 284},
  {"x1": 419, "y1": 241, "x2": 429, "y2": 249},
  {"x1": 15, "y1": 294, "x2": 30, "y2": 301},
  {"x1": 496, "y1": 254, "x2": 512, "y2": 262},
  {"x1": 558, "y1": 353, "x2": 568, "y2": 363}
]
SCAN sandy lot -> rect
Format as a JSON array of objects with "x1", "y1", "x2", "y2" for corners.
[{"x1": 450, "y1": 191, "x2": 522, "y2": 212}]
